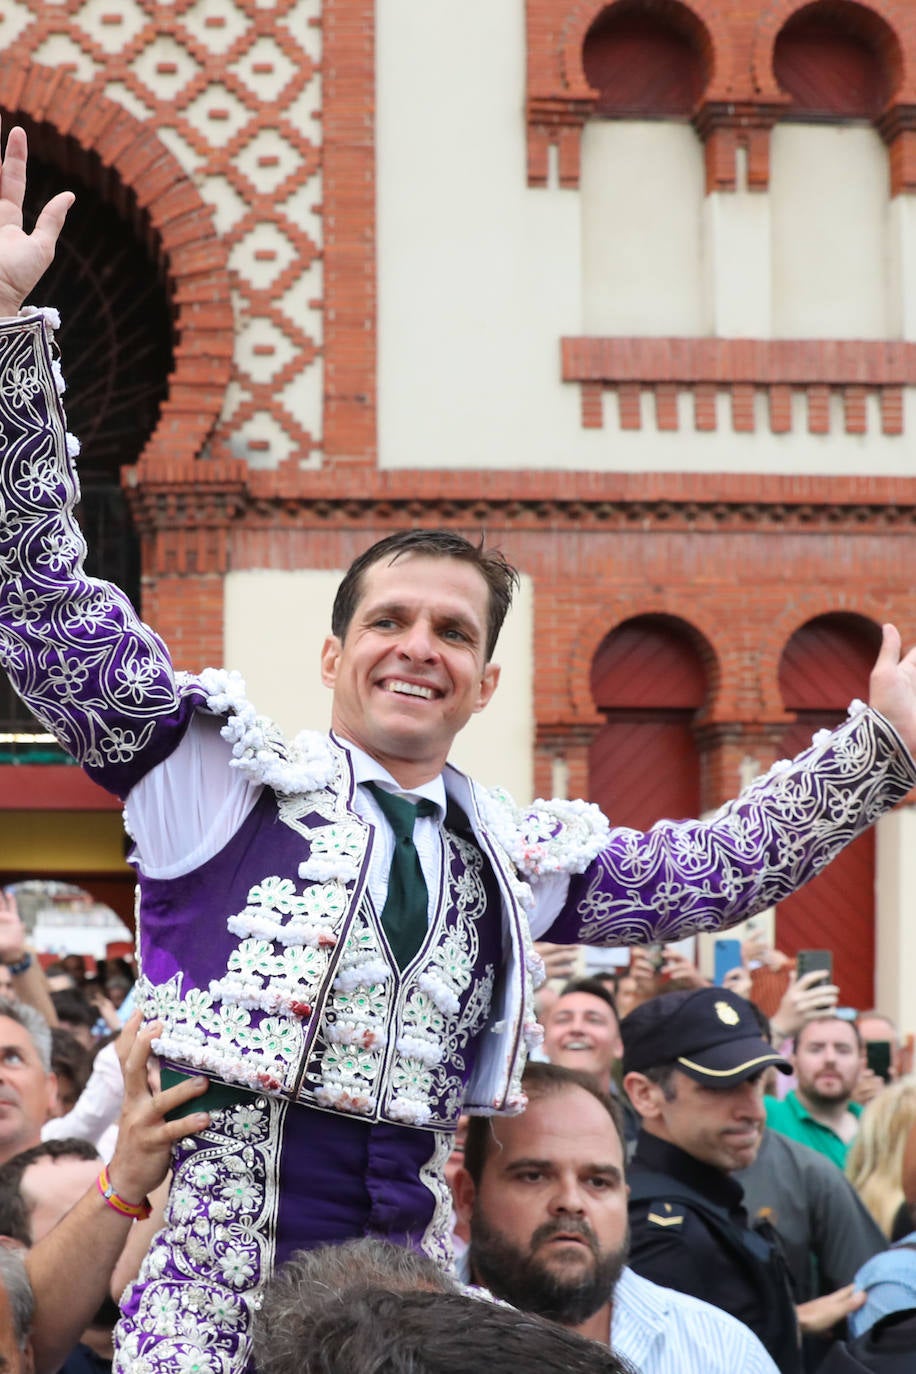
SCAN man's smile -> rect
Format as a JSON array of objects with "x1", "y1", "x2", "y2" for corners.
[{"x1": 382, "y1": 678, "x2": 439, "y2": 700}]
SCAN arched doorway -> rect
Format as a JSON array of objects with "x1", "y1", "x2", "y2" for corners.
[
  {"x1": 589, "y1": 614, "x2": 711, "y2": 829},
  {"x1": 774, "y1": 612, "x2": 882, "y2": 1008}
]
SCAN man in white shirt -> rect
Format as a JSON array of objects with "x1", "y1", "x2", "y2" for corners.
[{"x1": 452, "y1": 1060, "x2": 779, "y2": 1374}]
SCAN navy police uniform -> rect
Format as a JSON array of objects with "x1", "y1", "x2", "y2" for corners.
[{"x1": 621, "y1": 986, "x2": 802, "y2": 1374}]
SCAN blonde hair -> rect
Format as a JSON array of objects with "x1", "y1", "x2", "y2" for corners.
[{"x1": 846, "y1": 1075, "x2": 916, "y2": 1237}]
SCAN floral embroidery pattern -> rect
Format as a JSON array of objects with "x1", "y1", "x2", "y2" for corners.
[
  {"x1": 114, "y1": 1095, "x2": 280, "y2": 1374},
  {"x1": 419, "y1": 1129, "x2": 458, "y2": 1271}
]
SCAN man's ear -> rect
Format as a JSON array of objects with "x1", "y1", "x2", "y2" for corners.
[
  {"x1": 473, "y1": 663, "x2": 500, "y2": 714},
  {"x1": 452, "y1": 1166, "x2": 477, "y2": 1228},
  {"x1": 623, "y1": 1071, "x2": 664, "y2": 1122},
  {"x1": 45, "y1": 1072, "x2": 60, "y2": 1122},
  {"x1": 321, "y1": 635, "x2": 342, "y2": 689}
]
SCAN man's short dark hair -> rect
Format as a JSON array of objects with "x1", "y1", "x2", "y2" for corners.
[
  {"x1": 463, "y1": 1060, "x2": 625, "y2": 1187},
  {"x1": 50, "y1": 1028, "x2": 91, "y2": 1111},
  {"x1": 556, "y1": 976, "x2": 620, "y2": 1023},
  {"x1": 50, "y1": 989, "x2": 96, "y2": 1032},
  {"x1": 330, "y1": 530, "x2": 519, "y2": 662},
  {"x1": 253, "y1": 1284, "x2": 636, "y2": 1374},
  {"x1": 793, "y1": 1014, "x2": 863, "y2": 1055},
  {"x1": 0, "y1": 1138, "x2": 101, "y2": 1245}
]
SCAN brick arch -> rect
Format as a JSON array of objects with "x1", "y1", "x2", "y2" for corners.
[
  {"x1": 0, "y1": 63, "x2": 234, "y2": 470},
  {"x1": 754, "y1": 594, "x2": 887, "y2": 717},
  {"x1": 752, "y1": 0, "x2": 911, "y2": 104},
  {"x1": 558, "y1": 0, "x2": 730, "y2": 101},
  {"x1": 568, "y1": 597, "x2": 725, "y2": 721}
]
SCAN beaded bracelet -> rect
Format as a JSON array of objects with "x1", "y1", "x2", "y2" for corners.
[
  {"x1": 3, "y1": 953, "x2": 31, "y2": 976},
  {"x1": 97, "y1": 1166, "x2": 152, "y2": 1220}
]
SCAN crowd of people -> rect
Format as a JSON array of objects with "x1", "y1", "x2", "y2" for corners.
[
  {"x1": 3, "y1": 123, "x2": 916, "y2": 1371},
  {"x1": 0, "y1": 925, "x2": 913, "y2": 1372}
]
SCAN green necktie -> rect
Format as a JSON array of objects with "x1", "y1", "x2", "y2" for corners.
[{"x1": 366, "y1": 783, "x2": 439, "y2": 970}]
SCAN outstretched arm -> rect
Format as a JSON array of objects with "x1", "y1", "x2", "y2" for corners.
[
  {"x1": 0, "y1": 124, "x2": 200, "y2": 798},
  {"x1": 26, "y1": 1014, "x2": 209, "y2": 1374}
]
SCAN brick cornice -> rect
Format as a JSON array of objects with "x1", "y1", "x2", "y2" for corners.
[
  {"x1": 121, "y1": 466, "x2": 916, "y2": 566},
  {"x1": 563, "y1": 335, "x2": 915, "y2": 435}
]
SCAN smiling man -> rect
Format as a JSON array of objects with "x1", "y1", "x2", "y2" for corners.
[
  {"x1": 454, "y1": 1062, "x2": 779, "y2": 1373},
  {"x1": 543, "y1": 979, "x2": 623, "y2": 1091},
  {"x1": 3, "y1": 128, "x2": 916, "y2": 1374}
]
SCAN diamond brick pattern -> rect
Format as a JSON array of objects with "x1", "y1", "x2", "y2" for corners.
[{"x1": 1, "y1": 0, "x2": 322, "y2": 471}]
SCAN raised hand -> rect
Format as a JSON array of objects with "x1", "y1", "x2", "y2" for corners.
[
  {"x1": 0, "y1": 124, "x2": 73, "y2": 318},
  {"x1": 0, "y1": 887, "x2": 27, "y2": 965},
  {"x1": 870, "y1": 623, "x2": 916, "y2": 758},
  {"x1": 106, "y1": 1011, "x2": 209, "y2": 1207}
]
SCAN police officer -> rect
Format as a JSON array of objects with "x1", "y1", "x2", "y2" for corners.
[{"x1": 621, "y1": 986, "x2": 862, "y2": 1374}]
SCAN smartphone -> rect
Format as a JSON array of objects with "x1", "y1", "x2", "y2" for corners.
[
  {"x1": 714, "y1": 938, "x2": 743, "y2": 986},
  {"x1": 796, "y1": 949, "x2": 833, "y2": 983},
  {"x1": 865, "y1": 1040, "x2": 892, "y2": 1082},
  {"x1": 646, "y1": 942, "x2": 666, "y2": 973}
]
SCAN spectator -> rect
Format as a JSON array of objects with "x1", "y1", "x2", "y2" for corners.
[
  {"x1": 24, "y1": 1015, "x2": 210, "y2": 1374},
  {"x1": 48, "y1": 1030, "x2": 91, "y2": 1117},
  {"x1": 0, "y1": 1246, "x2": 34, "y2": 1374},
  {"x1": 41, "y1": 1036, "x2": 123, "y2": 1163},
  {"x1": 49, "y1": 992, "x2": 97, "y2": 1053},
  {"x1": 542, "y1": 977, "x2": 623, "y2": 1087},
  {"x1": 454, "y1": 1060, "x2": 780, "y2": 1373},
  {"x1": 622, "y1": 986, "x2": 865, "y2": 1373},
  {"x1": 0, "y1": 999, "x2": 58, "y2": 1166},
  {"x1": 0, "y1": 1137, "x2": 101, "y2": 1246},
  {"x1": 854, "y1": 1011, "x2": 902, "y2": 1107},
  {"x1": 0, "y1": 1138, "x2": 122, "y2": 1373},
  {"x1": 255, "y1": 1283, "x2": 636, "y2": 1374},
  {"x1": 846, "y1": 1078, "x2": 916, "y2": 1239},
  {"x1": 768, "y1": 970, "x2": 840, "y2": 1051},
  {"x1": 766, "y1": 1017, "x2": 864, "y2": 1167}
]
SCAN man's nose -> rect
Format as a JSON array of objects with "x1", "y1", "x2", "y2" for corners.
[
  {"x1": 735, "y1": 1080, "x2": 766, "y2": 1119},
  {"x1": 549, "y1": 1175, "x2": 587, "y2": 1215},
  {"x1": 398, "y1": 619, "x2": 437, "y2": 660}
]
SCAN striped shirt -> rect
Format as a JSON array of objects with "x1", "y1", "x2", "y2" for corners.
[{"x1": 612, "y1": 1267, "x2": 781, "y2": 1374}]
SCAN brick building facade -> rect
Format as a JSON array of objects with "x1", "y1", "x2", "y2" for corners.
[{"x1": 2, "y1": 0, "x2": 916, "y2": 1018}]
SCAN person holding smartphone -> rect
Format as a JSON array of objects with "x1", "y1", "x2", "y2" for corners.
[{"x1": 765, "y1": 1015, "x2": 865, "y2": 1168}]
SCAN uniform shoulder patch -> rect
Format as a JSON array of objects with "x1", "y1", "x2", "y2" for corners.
[{"x1": 646, "y1": 1201, "x2": 686, "y2": 1228}]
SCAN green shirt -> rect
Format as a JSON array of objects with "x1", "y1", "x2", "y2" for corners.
[{"x1": 764, "y1": 1089, "x2": 862, "y2": 1169}]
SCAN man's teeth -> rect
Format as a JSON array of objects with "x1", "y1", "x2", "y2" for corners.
[{"x1": 387, "y1": 681, "x2": 434, "y2": 699}]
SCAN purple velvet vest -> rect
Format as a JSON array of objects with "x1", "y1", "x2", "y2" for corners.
[{"x1": 137, "y1": 786, "x2": 503, "y2": 1131}]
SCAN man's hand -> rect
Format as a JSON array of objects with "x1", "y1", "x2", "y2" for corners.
[
  {"x1": 770, "y1": 969, "x2": 839, "y2": 1042},
  {"x1": 796, "y1": 1283, "x2": 866, "y2": 1336},
  {"x1": 0, "y1": 125, "x2": 73, "y2": 318},
  {"x1": 534, "y1": 942, "x2": 579, "y2": 983},
  {"x1": 852, "y1": 1066, "x2": 886, "y2": 1106},
  {"x1": 870, "y1": 623, "x2": 916, "y2": 758},
  {"x1": 105, "y1": 1011, "x2": 209, "y2": 1207},
  {"x1": 0, "y1": 887, "x2": 27, "y2": 965}
]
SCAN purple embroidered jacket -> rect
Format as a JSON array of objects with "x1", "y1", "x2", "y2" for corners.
[{"x1": 2, "y1": 312, "x2": 915, "y2": 1373}]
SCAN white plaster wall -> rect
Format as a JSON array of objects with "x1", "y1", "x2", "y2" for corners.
[
  {"x1": 376, "y1": 0, "x2": 583, "y2": 471},
  {"x1": 580, "y1": 123, "x2": 705, "y2": 335},
  {"x1": 874, "y1": 807, "x2": 916, "y2": 1041},
  {"x1": 704, "y1": 189, "x2": 772, "y2": 337},
  {"x1": 223, "y1": 569, "x2": 534, "y2": 802},
  {"x1": 887, "y1": 195, "x2": 916, "y2": 341},
  {"x1": 771, "y1": 125, "x2": 889, "y2": 339}
]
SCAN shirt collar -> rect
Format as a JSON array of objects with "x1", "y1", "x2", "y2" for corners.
[{"x1": 342, "y1": 739, "x2": 447, "y2": 821}]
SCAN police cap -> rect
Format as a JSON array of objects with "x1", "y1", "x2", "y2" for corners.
[{"x1": 620, "y1": 985, "x2": 791, "y2": 1084}]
